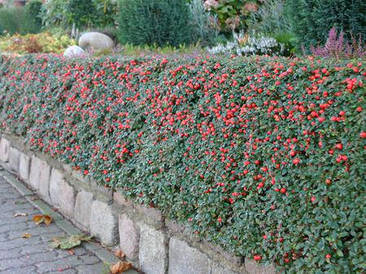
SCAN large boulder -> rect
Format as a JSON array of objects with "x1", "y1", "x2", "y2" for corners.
[
  {"x1": 78, "y1": 32, "x2": 114, "y2": 51},
  {"x1": 63, "y1": 45, "x2": 86, "y2": 58}
]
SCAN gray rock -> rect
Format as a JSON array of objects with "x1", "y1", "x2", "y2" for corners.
[
  {"x1": 63, "y1": 45, "x2": 86, "y2": 58},
  {"x1": 8, "y1": 147, "x2": 20, "y2": 173},
  {"x1": 90, "y1": 200, "x2": 117, "y2": 246},
  {"x1": 29, "y1": 156, "x2": 50, "y2": 199},
  {"x1": 168, "y1": 237, "x2": 211, "y2": 274},
  {"x1": 119, "y1": 214, "x2": 139, "y2": 260},
  {"x1": 74, "y1": 190, "x2": 93, "y2": 229},
  {"x1": 245, "y1": 258, "x2": 277, "y2": 274},
  {"x1": 0, "y1": 137, "x2": 10, "y2": 162},
  {"x1": 139, "y1": 224, "x2": 167, "y2": 274},
  {"x1": 49, "y1": 168, "x2": 75, "y2": 217},
  {"x1": 211, "y1": 263, "x2": 240, "y2": 274},
  {"x1": 19, "y1": 152, "x2": 30, "y2": 182},
  {"x1": 79, "y1": 32, "x2": 114, "y2": 51}
]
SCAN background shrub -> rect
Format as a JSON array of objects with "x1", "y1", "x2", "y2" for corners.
[
  {"x1": 0, "y1": 32, "x2": 76, "y2": 54},
  {"x1": 24, "y1": 0, "x2": 43, "y2": 32},
  {"x1": 66, "y1": 0, "x2": 98, "y2": 29},
  {"x1": 117, "y1": 0, "x2": 192, "y2": 47},
  {"x1": 188, "y1": 0, "x2": 219, "y2": 46},
  {"x1": 40, "y1": 0, "x2": 69, "y2": 28},
  {"x1": 0, "y1": 6, "x2": 41, "y2": 36},
  {"x1": 0, "y1": 54, "x2": 365, "y2": 272},
  {"x1": 247, "y1": 0, "x2": 290, "y2": 35},
  {"x1": 204, "y1": 0, "x2": 263, "y2": 33},
  {"x1": 41, "y1": 0, "x2": 118, "y2": 31},
  {"x1": 285, "y1": 0, "x2": 366, "y2": 50}
]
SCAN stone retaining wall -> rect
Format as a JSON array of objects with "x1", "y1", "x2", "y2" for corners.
[{"x1": 0, "y1": 133, "x2": 277, "y2": 274}]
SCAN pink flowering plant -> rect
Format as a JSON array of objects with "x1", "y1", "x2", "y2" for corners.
[
  {"x1": 0, "y1": 54, "x2": 365, "y2": 272},
  {"x1": 311, "y1": 27, "x2": 366, "y2": 60}
]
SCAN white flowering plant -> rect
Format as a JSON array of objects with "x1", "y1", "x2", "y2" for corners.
[{"x1": 207, "y1": 31, "x2": 289, "y2": 56}]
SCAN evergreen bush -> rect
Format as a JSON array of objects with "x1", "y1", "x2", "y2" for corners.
[
  {"x1": 285, "y1": 0, "x2": 366, "y2": 50},
  {"x1": 24, "y1": 0, "x2": 43, "y2": 33},
  {"x1": 117, "y1": 0, "x2": 192, "y2": 47}
]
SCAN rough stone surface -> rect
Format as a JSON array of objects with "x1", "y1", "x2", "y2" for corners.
[
  {"x1": 8, "y1": 147, "x2": 20, "y2": 173},
  {"x1": 113, "y1": 191, "x2": 133, "y2": 208},
  {"x1": 0, "y1": 175, "x2": 103, "y2": 273},
  {"x1": 49, "y1": 168, "x2": 75, "y2": 217},
  {"x1": 19, "y1": 152, "x2": 30, "y2": 182},
  {"x1": 135, "y1": 204, "x2": 163, "y2": 229},
  {"x1": 79, "y1": 32, "x2": 114, "y2": 51},
  {"x1": 212, "y1": 263, "x2": 241, "y2": 274},
  {"x1": 119, "y1": 214, "x2": 139, "y2": 260},
  {"x1": 74, "y1": 190, "x2": 93, "y2": 229},
  {"x1": 63, "y1": 45, "x2": 86, "y2": 58},
  {"x1": 0, "y1": 137, "x2": 10, "y2": 162},
  {"x1": 139, "y1": 224, "x2": 167, "y2": 274},
  {"x1": 245, "y1": 258, "x2": 277, "y2": 274},
  {"x1": 90, "y1": 200, "x2": 117, "y2": 246},
  {"x1": 29, "y1": 156, "x2": 50, "y2": 200},
  {"x1": 168, "y1": 237, "x2": 211, "y2": 274}
]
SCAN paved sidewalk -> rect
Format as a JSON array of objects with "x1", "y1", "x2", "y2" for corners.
[{"x1": 0, "y1": 174, "x2": 108, "y2": 274}]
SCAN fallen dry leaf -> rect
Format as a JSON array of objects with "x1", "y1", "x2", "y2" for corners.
[
  {"x1": 33, "y1": 214, "x2": 52, "y2": 226},
  {"x1": 14, "y1": 212, "x2": 28, "y2": 217},
  {"x1": 44, "y1": 215, "x2": 52, "y2": 225},
  {"x1": 22, "y1": 233, "x2": 31, "y2": 238},
  {"x1": 50, "y1": 234, "x2": 93, "y2": 250},
  {"x1": 114, "y1": 249, "x2": 126, "y2": 259},
  {"x1": 110, "y1": 261, "x2": 132, "y2": 274}
]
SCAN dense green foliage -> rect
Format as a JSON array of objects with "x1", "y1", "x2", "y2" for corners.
[
  {"x1": 205, "y1": 0, "x2": 263, "y2": 32},
  {"x1": 188, "y1": 0, "x2": 219, "y2": 46},
  {"x1": 117, "y1": 0, "x2": 192, "y2": 47},
  {"x1": 24, "y1": 0, "x2": 43, "y2": 31},
  {"x1": 285, "y1": 0, "x2": 366, "y2": 50},
  {"x1": 0, "y1": 6, "x2": 41, "y2": 35},
  {"x1": 66, "y1": 0, "x2": 97, "y2": 28},
  {"x1": 0, "y1": 54, "x2": 365, "y2": 272},
  {"x1": 41, "y1": 0, "x2": 117, "y2": 29}
]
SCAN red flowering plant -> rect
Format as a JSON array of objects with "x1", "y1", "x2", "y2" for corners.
[{"x1": 0, "y1": 53, "x2": 365, "y2": 272}]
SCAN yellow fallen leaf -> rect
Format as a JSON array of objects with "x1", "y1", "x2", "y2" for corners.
[
  {"x1": 22, "y1": 233, "x2": 31, "y2": 238},
  {"x1": 44, "y1": 215, "x2": 52, "y2": 226},
  {"x1": 32, "y1": 215, "x2": 44, "y2": 224},
  {"x1": 32, "y1": 214, "x2": 52, "y2": 226},
  {"x1": 110, "y1": 261, "x2": 132, "y2": 274}
]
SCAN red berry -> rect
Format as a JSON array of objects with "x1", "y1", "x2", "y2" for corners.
[
  {"x1": 280, "y1": 188, "x2": 287, "y2": 194},
  {"x1": 293, "y1": 158, "x2": 300, "y2": 165},
  {"x1": 253, "y1": 255, "x2": 262, "y2": 261},
  {"x1": 325, "y1": 254, "x2": 331, "y2": 259},
  {"x1": 360, "y1": 131, "x2": 366, "y2": 138},
  {"x1": 318, "y1": 116, "x2": 325, "y2": 123},
  {"x1": 335, "y1": 143, "x2": 343, "y2": 150},
  {"x1": 356, "y1": 106, "x2": 362, "y2": 112}
]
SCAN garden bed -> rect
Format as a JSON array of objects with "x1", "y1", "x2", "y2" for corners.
[{"x1": 0, "y1": 54, "x2": 365, "y2": 272}]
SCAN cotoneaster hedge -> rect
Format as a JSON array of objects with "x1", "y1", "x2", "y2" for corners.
[{"x1": 0, "y1": 54, "x2": 365, "y2": 272}]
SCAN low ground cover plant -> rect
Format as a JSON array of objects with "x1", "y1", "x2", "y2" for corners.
[{"x1": 0, "y1": 54, "x2": 365, "y2": 272}]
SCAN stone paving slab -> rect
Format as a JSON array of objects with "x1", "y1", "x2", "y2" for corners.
[{"x1": 0, "y1": 171, "x2": 137, "y2": 274}]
